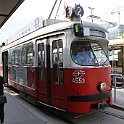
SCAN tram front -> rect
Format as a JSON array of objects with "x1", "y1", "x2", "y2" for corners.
[{"x1": 66, "y1": 5, "x2": 112, "y2": 113}]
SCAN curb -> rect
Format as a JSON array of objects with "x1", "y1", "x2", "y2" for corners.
[{"x1": 111, "y1": 104, "x2": 124, "y2": 111}]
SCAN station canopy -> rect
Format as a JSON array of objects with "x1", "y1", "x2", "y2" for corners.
[{"x1": 0, "y1": 0, "x2": 24, "y2": 28}]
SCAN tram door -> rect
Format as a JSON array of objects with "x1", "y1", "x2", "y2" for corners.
[
  {"x1": 37, "y1": 36, "x2": 66, "y2": 108},
  {"x1": 37, "y1": 39, "x2": 48, "y2": 103},
  {"x1": 50, "y1": 35, "x2": 66, "y2": 109},
  {"x1": 2, "y1": 51, "x2": 8, "y2": 85}
]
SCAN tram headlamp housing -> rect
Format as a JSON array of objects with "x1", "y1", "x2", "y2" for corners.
[{"x1": 98, "y1": 82, "x2": 107, "y2": 92}]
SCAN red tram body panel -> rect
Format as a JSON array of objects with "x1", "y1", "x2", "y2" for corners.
[
  {"x1": 0, "y1": 5, "x2": 112, "y2": 114},
  {"x1": 66, "y1": 67, "x2": 111, "y2": 113}
]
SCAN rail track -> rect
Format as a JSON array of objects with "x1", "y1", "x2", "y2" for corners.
[{"x1": 100, "y1": 109, "x2": 124, "y2": 120}]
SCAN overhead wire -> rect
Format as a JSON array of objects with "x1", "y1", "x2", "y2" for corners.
[{"x1": 98, "y1": 5, "x2": 124, "y2": 16}]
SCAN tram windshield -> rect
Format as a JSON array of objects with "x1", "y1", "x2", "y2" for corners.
[{"x1": 71, "y1": 40, "x2": 109, "y2": 66}]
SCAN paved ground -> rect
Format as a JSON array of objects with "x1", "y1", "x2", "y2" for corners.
[
  {"x1": 4, "y1": 88, "x2": 68, "y2": 124},
  {"x1": 3, "y1": 87, "x2": 124, "y2": 124},
  {"x1": 112, "y1": 88, "x2": 124, "y2": 110}
]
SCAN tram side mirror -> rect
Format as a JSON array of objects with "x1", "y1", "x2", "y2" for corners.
[{"x1": 73, "y1": 23, "x2": 84, "y2": 37}]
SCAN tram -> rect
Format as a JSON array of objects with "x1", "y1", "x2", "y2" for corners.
[
  {"x1": 0, "y1": 5, "x2": 112, "y2": 113},
  {"x1": 109, "y1": 36, "x2": 124, "y2": 87}
]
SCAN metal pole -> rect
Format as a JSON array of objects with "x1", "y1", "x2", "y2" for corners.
[
  {"x1": 88, "y1": 7, "x2": 95, "y2": 22},
  {"x1": 122, "y1": 46, "x2": 124, "y2": 80},
  {"x1": 113, "y1": 75, "x2": 117, "y2": 102},
  {"x1": 111, "y1": 11, "x2": 120, "y2": 25},
  {"x1": 111, "y1": 47, "x2": 114, "y2": 74}
]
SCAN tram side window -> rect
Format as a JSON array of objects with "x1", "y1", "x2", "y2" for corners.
[
  {"x1": 52, "y1": 39, "x2": 63, "y2": 85},
  {"x1": 8, "y1": 50, "x2": 11, "y2": 65},
  {"x1": 8, "y1": 49, "x2": 14, "y2": 65},
  {"x1": 9, "y1": 47, "x2": 21, "y2": 65},
  {"x1": 22, "y1": 43, "x2": 33, "y2": 65},
  {"x1": 38, "y1": 43, "x2": 45, "y2": 82},
  {"x1": 15, "y1": 47, "x2": 21, "y2": 65}
]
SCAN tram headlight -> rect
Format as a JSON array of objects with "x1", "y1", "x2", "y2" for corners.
[{"x1": 98, "y1": 82, "x2": 107, "y2": 92}]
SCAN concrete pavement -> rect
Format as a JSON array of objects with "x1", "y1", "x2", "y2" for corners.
[
  {"x1": 112, "y1": 88, "x2": 124, "y2": 111},
  {"x1": 3, "y1": 87, "x2": 124, "y2": 124},
  {"x1": 4, "y1": 88, "x2": 67, "y2": 124}
]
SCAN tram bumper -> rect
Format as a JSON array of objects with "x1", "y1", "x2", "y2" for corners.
[{"x1": 67, "y1": 91, "x2": 112, "y2": 113}]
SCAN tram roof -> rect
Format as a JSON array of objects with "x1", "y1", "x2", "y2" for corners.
[
  {"x1": 2, "y1": 18, "x2": 108, "y2": 48},
  {"x1": 0, "y1": 0, "x2": 24, "y2": 28}
]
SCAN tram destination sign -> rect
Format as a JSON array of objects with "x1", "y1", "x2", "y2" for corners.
[{"x1": 90, "y1": 29, "x2": 106, "y2": 38}]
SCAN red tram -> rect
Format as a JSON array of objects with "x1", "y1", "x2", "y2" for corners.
[{"x1": 0, "y1": 5, "x2": 112, "y2": 113}]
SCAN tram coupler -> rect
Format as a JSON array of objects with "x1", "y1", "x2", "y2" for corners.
[{"x1": 98, "y1": 102, "x2": 108, "y2": 110}]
